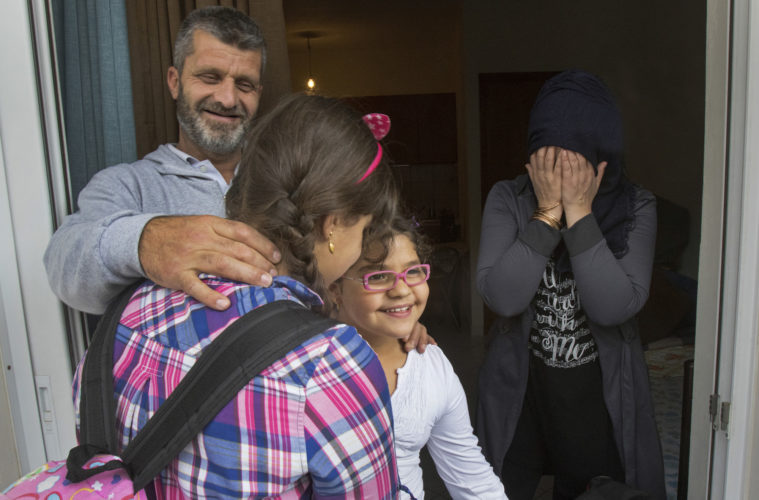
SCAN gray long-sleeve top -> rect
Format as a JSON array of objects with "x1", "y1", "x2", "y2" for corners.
[
  {"x1": 477, "y1": 175, "x2": 656, "y2": 326},
  {"x1": 474, "y1": 174, "x2": 665, "y2": 499},
  {"x1": 44, "y1": 145, "x2": 227, "y2": 314}
]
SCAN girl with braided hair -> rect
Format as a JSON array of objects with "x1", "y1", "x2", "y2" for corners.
[{"x1": 72, "y1": 94, "x2": 403, "y2": 498}]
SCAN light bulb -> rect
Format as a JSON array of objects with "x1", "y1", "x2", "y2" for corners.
[{"x1": 307, "y1": 78, "x2": 315, "y2": 90}]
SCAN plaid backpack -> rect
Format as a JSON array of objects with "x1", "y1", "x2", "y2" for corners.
[{"x1": 1, "y1": 284, "x2": 336, "y2": 499}]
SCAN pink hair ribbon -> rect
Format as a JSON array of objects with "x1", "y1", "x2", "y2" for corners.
[{"x1": 357, "y1": 113, "x2": 391, "y2": 183}]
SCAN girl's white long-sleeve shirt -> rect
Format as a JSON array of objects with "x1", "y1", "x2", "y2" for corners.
[{"x1": 392, "y1": 345, "x2": 508, "y2": 499}]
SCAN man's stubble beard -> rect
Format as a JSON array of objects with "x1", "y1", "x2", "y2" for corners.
[{"x1": 175, "y1": 83, "x2": 254, "y2": 157}]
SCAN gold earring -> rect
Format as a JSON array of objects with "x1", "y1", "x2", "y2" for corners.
[{"x1": 328, "y1": 230, "x2": 335, "y2": 254}]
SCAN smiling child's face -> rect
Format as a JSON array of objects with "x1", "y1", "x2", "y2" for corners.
[{"x1": 333, "y1": 234, "x2": 429, "y2": 342}]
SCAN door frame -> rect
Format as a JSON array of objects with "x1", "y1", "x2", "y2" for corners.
[
  {"x1": 0, "y1": 0, "x2": 77, "y2": 473},
  {"x1": 692, "y1": 0, "x2": 759, "y2": 497}
]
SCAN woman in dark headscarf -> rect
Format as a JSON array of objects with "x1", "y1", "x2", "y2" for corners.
[{"x1": 475, "y1": 70, "x2": 665, "y2": 499}]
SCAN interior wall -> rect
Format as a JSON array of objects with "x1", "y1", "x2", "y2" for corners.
[
  {"x1": 288, "y1": 43, "x2": 458, "y2": 97},
  {"x1": 286, "y1": 5, "x2": 470, "y2": 267},
  {"x1": 284, "y1": 1, "x2": 705, "y2": 334},
  {"x1": 287, "y1": 13, "x2": 459, "y2": 97},
  {"x1": 462, "y1": 0, "x2": 706, "y2": 279}
]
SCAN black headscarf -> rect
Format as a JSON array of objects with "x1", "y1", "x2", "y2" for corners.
[{"x1": 527, "y1": 69, "x2": 636, "y2": 267}]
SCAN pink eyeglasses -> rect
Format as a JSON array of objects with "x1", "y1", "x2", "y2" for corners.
[{"x1": 342, "y1": 264, "x2": 431, "y2": 292}]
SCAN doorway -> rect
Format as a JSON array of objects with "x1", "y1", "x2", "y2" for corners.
[
  {"x1": 4, "y1": 1, "x2": 757, "y2": 499},
  {"x1": 478, "y1": 69, "x2": 701, "y2": 499}
]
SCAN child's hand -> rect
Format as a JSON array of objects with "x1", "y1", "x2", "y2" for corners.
[{"x1": 403, "y1": 322, "x2": 437, "y2": 353}]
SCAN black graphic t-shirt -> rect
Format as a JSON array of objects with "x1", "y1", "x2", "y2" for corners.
[
  {"x1": 525, "y1": 258, "x2": 606, "y2": 448},
  {"x1": 510, "y1": 260, "x2": 618, "y2": 482},
  {"x1": 529, "y1": 259, "x2": 598, "y2": 368}
]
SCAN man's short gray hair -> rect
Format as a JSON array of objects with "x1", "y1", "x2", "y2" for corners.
[{"x1": 173, "y1": 6, "x2": 267, "y2": 77}]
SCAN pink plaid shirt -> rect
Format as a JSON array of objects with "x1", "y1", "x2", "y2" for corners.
[{"x1": 72, "y1": 276, "x2": 399, "y2": 499}]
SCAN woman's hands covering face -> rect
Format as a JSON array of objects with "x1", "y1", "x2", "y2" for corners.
[
  {"x1": 525, "y1": 146, "x2": 607, "y2": 228},
  {"x1": 559, "y1": 149, "x2": 606, "y2": 227},
  {"x1": 525, "y1": 146, "x2": 562, "y2": 208},
  {"x1": 525, "y1": 146, "x2": 564, "y2": 223}
]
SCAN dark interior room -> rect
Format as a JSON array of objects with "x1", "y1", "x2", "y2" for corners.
[{"x1": 282, "y1": 2, "x2": 704, "y2": 498}]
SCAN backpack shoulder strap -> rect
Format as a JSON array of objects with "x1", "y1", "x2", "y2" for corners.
[
  {"x1": 123, "y1": 299, "x2": 338, "y2": 491},
  {"x1": 66, "y1": 281, "x2": 143, "y2": 484},
  {"x1": 78, "y1": 281, "x2": 143, "y2": 451}
]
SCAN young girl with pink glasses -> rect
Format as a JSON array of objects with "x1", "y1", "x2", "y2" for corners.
[{"x1": 330, "y1": 216, "x2": 507, "y2": 500}]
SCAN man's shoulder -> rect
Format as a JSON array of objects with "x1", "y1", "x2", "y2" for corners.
[
  {"x1": 138, "y1": 143, "x2": 180, "y2": 165},
  {"x1": 91, "y1": 145, "x2": 186, "y2": 183},
  {"x1": 108, "y1": 144, "x2": 179, "y2": 171}
]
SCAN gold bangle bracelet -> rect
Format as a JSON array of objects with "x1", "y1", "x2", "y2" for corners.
[
  {"x1": 532, "y1": 216, "x2": 558, "y2": 230},
  {"x1": 536, "y1": 201, "x2": 561, "y2": 212},
  {"x1": 532, "y1": 209, "x2": 560, "y2": 221},
  {"x1": 531, "y1": 213, "x2": 561, "y2": 230}
]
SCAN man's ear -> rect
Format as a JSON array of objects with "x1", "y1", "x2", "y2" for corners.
[{"x1": 167, "y1": 66, "x2": 180, "y2": 100}]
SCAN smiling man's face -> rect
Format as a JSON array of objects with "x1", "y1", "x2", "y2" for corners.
[{"x1": 167, "y1": 29, "x2": 262, "y2": 160}]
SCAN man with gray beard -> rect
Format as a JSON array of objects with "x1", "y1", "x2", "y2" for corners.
[
  {"x1": 44, "y1": 7, "x2": 280, "y2": 314},
  {"x1": 45, "y1": 6, "x2": 433, "y2": 353}
]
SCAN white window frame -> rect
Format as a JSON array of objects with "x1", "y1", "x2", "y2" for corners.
[{"x1": 0, "y1": 0, "x2": 77, "y2": 471}]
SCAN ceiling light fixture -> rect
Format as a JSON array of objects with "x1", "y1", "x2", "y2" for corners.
[{"x1": 306, "y1": 35, "x2": 316, "y2": 94}]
